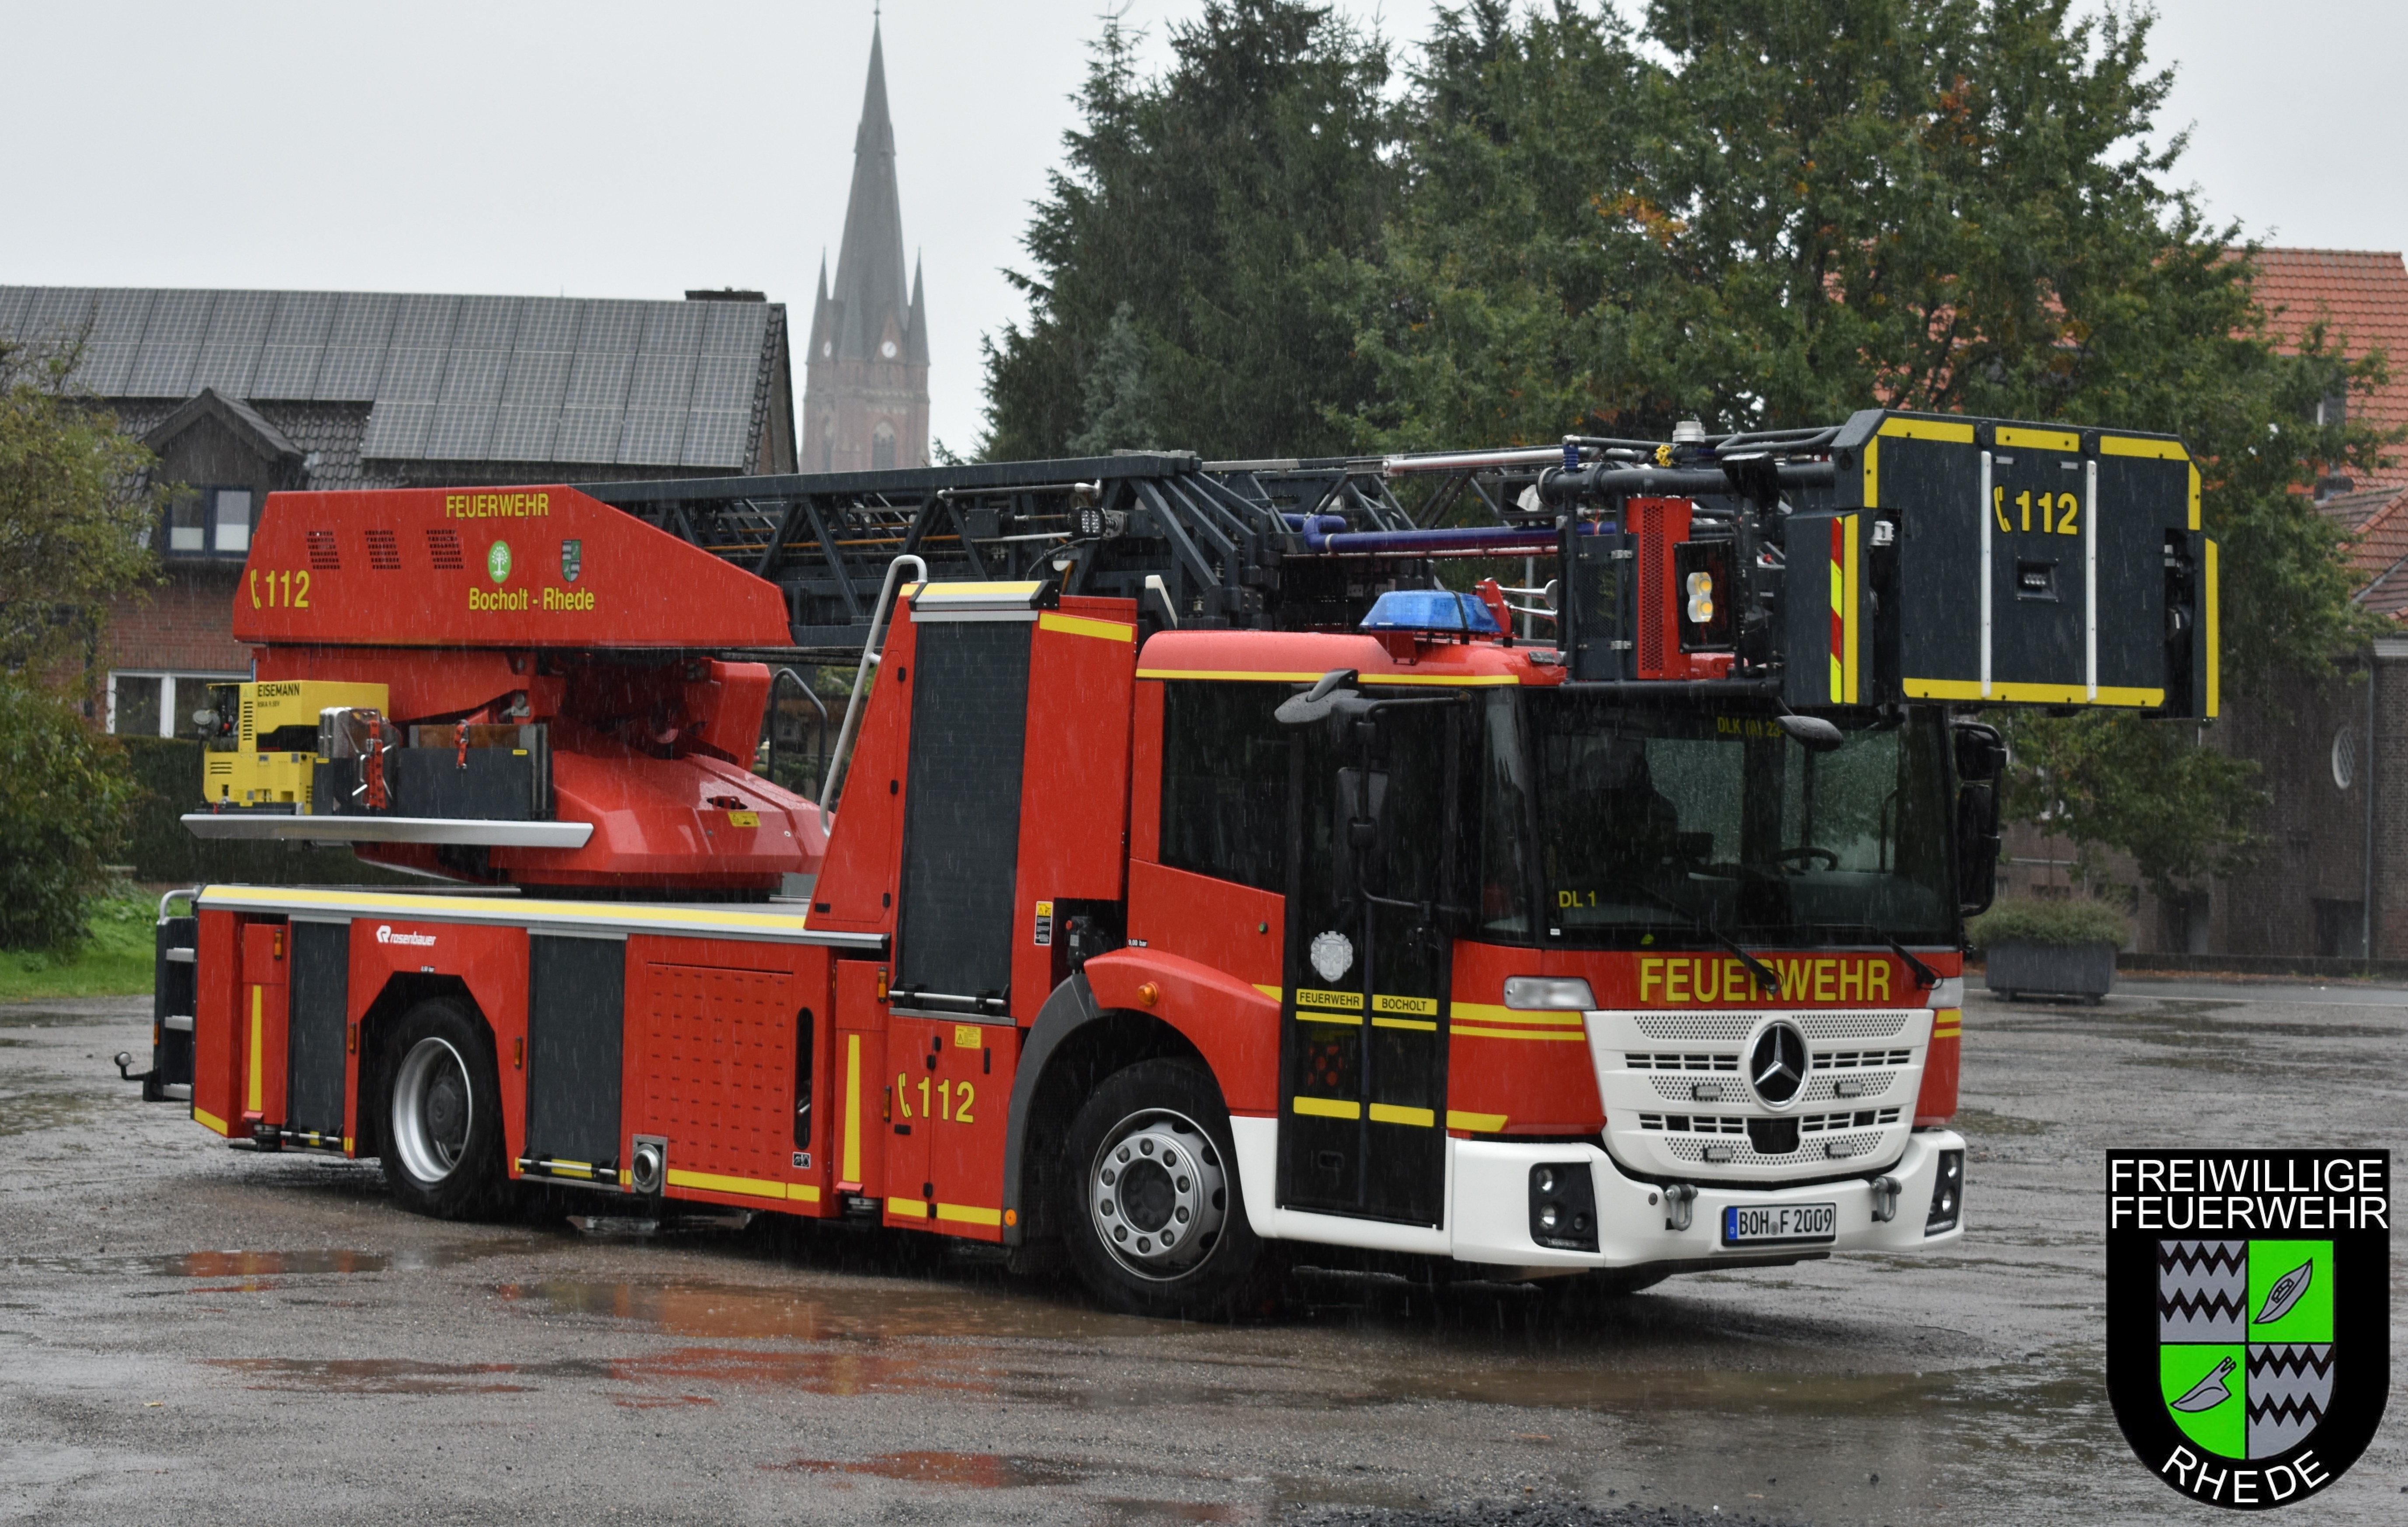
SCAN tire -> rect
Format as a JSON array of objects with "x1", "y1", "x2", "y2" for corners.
[
  {"x1": 381, "y1": 999, "x2": 505, "y2": 1219},
  {"x1": 1060, "y1": 1058, "x2": 1272, "y2": 1319}
]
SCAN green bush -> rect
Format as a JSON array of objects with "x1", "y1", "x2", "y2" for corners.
[
  {"x1": 0, "y1": 675, "x2": 140, "y2": 950},
  {"x1": 1968, "y1": 895, "x2": 2133, "y2": 951},
  {"x1": 119, "y1": 736, "x2": 416, "y2": 887}
]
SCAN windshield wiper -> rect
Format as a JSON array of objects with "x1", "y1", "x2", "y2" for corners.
[
  {"x1": 1629, "y1": 883, "x2": 1781, "y2": 996},
  {"x1": 1815, "y1": 922, "x2": 1939, "y2": 990}
]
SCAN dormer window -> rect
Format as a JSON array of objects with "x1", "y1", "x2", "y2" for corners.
[{"x1": 167, "y1": 487, "x2": 255, "y2": 557}]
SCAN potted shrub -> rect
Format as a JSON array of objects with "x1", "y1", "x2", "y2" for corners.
[{"x1": 1969, "y1": 896, "x2": 2132, "y2": 1002}]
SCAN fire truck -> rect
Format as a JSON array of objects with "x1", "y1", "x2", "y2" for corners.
[{"x1": 128, "y1": 410, "x2": 2211, "y2": 1315}]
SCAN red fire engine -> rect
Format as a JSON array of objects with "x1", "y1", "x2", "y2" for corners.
[{"x1": 132, "y1": 412, "x2": 2212, "y2": 1314}]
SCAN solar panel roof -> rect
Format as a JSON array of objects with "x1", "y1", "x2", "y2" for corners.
[{"x1": 0, "y1": 286, "x2": 779, "y2": 470}]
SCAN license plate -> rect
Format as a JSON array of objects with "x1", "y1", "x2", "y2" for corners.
[{"x1": 1722, "y1": 1202, "x2": 1837, "y2": 1246}]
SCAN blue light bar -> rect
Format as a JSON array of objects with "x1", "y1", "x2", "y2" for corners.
[{"x1": 1359, "y1": 589, "x2": 1503, "y2": 636}]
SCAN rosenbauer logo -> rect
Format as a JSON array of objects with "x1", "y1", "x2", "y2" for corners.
[
  {"x1": 2105, "y1": 1150, "x2": 2389, "y2": 1508},
  {"x1": 375, "y1": 925, "x2": 437, "y2": 948}
]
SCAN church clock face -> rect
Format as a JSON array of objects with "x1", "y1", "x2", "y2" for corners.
[{"x1": 881, "y1": 339, "x2": 897, "y2": 357}]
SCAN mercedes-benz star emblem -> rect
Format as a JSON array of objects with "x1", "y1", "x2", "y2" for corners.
[{"x1": 1748, "y1": 1020, "x2": 1809, "y2": 1106}]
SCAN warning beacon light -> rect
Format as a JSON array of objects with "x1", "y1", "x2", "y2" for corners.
[{"x1": 1357, "y1": 589, "x2": 1503, "y2": 637}]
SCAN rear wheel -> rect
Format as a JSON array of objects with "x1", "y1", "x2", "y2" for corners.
[
  {"x1": 1061, "y1": 1059, "x2": 1272, "y2": 1319},
  {"x1": 382, "y1": 1000, "x2": 504, "y2": 1219}
]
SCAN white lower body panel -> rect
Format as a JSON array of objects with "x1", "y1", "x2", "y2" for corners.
[{"x1": 1231, "y1": 1115, "x2": 1965, "y2": 1268}]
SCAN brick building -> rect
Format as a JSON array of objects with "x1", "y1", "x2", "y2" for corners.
[{"x1": 0, "y1": 285, "x2": 797, "y2": 739}]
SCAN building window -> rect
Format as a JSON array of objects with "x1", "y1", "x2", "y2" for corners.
[
  {"x1": 872, "y1": 424, "x2": 897, "y2": 471},
  {"x1": 109, "y1": 671, "x2": 246, "y2": 738},
  {"x1": 168, "y1": 487, "x2": 255, "y2": 556},
  {"x1": 2331, "y1": 726, "x2": 2357, "y2": 789},
  {"x1": 111, "y1": 675, "x2": 162, "y2": 737}
]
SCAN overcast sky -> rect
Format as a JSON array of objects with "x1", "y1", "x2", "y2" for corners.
[{"x1": 2, "y1": 1, "x2": 2400, "y2": 455}]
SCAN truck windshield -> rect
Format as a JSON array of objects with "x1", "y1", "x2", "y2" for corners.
[{"x1": 1508, "y1": 694, "x2": 1956, "y2": 949}]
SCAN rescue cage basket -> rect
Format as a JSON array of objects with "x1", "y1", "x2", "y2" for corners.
[{"x1": 1548, "y1": 409, "x2": 2213, "y2": 719}]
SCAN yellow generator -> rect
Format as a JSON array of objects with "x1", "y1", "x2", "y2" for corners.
[{"x1": 199, "y1": 681, "x2": 389, "y2": 810}]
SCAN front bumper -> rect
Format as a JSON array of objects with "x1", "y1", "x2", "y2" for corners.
[{"x1": 1447, "y1": 1127, "x2": 1966, "y2": 1271}]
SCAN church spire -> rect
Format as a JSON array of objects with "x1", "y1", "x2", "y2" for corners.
[
  {"x1": 827, "y1": 18, "x2": 911, "y2": 364},
  {"x1": 803, "y1": 19, "x2": 929, "y2": 472}
]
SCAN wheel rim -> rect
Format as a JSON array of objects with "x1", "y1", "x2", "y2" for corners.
[
  {"x1": 1087, "y1": 1105, "x2": 1227, "y2": 1282},
  {"x1": 392, "y1": 1035, "x2": 473, "y2": 1185}
]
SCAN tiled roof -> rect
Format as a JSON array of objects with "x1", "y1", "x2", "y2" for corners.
[
  {"x1": 0, "y1": 286, "x2": 784, "y2": 471},
  {"x1": 2245, "y1": 248, "x2": 2408, "y2": 485},
  {"x1": 2335, "y1": 482, "x2": 2408, "y2": 619}
]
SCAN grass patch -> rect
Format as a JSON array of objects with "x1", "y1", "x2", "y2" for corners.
[{"x1": 0, "y1": 886, "x2": 156, "y2": 1002}]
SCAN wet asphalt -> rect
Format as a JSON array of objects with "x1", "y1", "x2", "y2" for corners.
[{"x1": 2, "y1": 981, "x2": 2403, "y2": 1525}]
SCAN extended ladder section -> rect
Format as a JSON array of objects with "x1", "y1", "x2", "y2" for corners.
[{"x1": 584, "y1": 409, "x2": 2212, "y2": 718}]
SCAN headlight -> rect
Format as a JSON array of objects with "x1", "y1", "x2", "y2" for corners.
[{"x1": 1504, "y1": 976, "x2": 1595, "y2": 1010}]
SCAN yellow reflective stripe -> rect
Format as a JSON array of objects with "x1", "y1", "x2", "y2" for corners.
[
  {"x1": 1371, "y1": 993, "x2": 1438, "y2": 1016},
  {"x1": 790, "y1": 1184, "x2": 822, "y2": 1204},
  {"x1": 194, "y1": 1105, "x2": 229, "y2": 1136},
  {"x1": 2099, "y1": 435, "x2": 2189, "y2": 462},
  {"x1": 1133, "y1": 668, "x2": 1519, "y2": 686},
  {"x1": 1367, "y1": 1102, "x2": 1435, "y2": 1127},
  {"x1": 1843, "y1": 514, "x2": 1860, "y2": 704},
  {"x1": 1292, "y1": 1096, "x2": 1361, "y2": 1120},
  {"x1": 1996, "y1": 426, "x2": 2079, "y2": 453},
  {"x1": 1454, "y1": 1025, "x2": 1589, "y2": 1043},
  {"x1": 1296, "y1": 987, "x2": 1364, "y2": 1011},
  {"x1": 247, "y1": 986, "x2": 263, "y2": 1113},
  {"x1": 935, "y1": 1202, "x2": 1001, "y2": 1226},
  {"x1": 1878, "y1": 417, "x2": 1977, "y2": 443},
  {"x1": 1038, "y1": 611, "x2": 1135, "y2": 643},
  {"x1": 1452, "y1": 1003, "x2": 1584, "y2": 1027},
  {"x1": 843, "y1": 1033, "x2": 862, "y2": 1184},
  {"x1": 2204, "y1": 540, "x2": 2220, "y2": 717},
  {"x1": 913, "y1": 581, "x2": 1044, "y2": 600},
  {"x1": 1252, "y1": 983, "x2": 1282, "y2": 1001},
  {"x1": 2188, "y1": 463, "x2": 2202, "y2": 531},
  {"x1": 1138, "y1": 668, "x2": 1329, "y2": 682},
  {"x1": 1902, "y1": 677, "x2": 2164, "y2": 707},
  {"x1": 1372, "y1": 1017, "x2": 1437, "y2": 1031},
  {"x1": 1299, "y1": 1012, "x2": 1363, "y2": 1027},
  {"x1": 1446, "y1": 1109, "x2": 1508, "y2": 1132},
  {"x1": 665, "y1": 1167, "x2": 788, "y2": 1201}
]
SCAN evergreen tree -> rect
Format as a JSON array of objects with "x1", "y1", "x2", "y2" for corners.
[{"x1": 981, "y1": 2, "x2": 1399, "y2": 461}]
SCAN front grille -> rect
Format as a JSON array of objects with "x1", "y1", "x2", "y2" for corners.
[
  {"x1": 1662, "y1": 1130, "x2": 1888, "y2": 1165},
  {"x1": 1636, "y1": 1114, "x2": 1747, "y2": 1134},
  {"x1": 1594, "y1": 1006, "x2": 1926, "y2": 1181},
  {"x1": 1633, "y1": 1011, "x2": 1912, "y2": 1043},
  {"x1": 1626, "y1": 1051, "x2": 1739, "y2": 1071},
  {"x1": 1818, "y1": 1048, "x2": 1911, "y2": 1068}
]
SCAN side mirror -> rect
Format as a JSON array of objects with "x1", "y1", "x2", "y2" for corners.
[
  {"x1": 1956, "y1": 778, "x2": 2002, "y2": 915},
  {"x1": 1952, "y1": 720, "x2": 2006, "y2": 783},
  {"x1": 1777, "y1": 713, "x2": 1844, "y2": 752},
  {"x1": 1277, "y1": 669, "x2": 1362, "y2": 727}
]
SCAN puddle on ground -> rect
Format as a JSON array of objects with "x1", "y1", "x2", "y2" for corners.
[
  {"x1": 503, "y1": 1276, "x2": 1159, "y2": 1344},
  {"x1": 0, "y1": 1010, "x2": 125, "y2": 1029},
  {"x1": 205, "y1": 1357, "x2": 546, "y2": 1395},
  {"x1": 609, "y1": 1343, "x2": 995, "y2": 1399},
  {"x1": 1951, "y1": 1107, "x2": 2051, "y2": 1137},
  {"x1": 763, "y1": 1451, "x2": 1086, "y2": 1487},
  {"x1": 159, "y1": 1250, "x2": 391, "y2": 1278},
  {"x1": 0, "y1": 1088, "x2": 97, "y2": 1136}
]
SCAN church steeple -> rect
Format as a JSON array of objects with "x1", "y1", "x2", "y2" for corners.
[{"x1": 804, "y1": 20, "x2": 928, "y2": 472}]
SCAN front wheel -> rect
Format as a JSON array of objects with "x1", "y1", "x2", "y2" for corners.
[
  {"x1": 382, "y1": 1000, "x2": 504, "y2": 1219},
  {"x1": 1061, "y1": 1059, "x2": 1273, "y2": 1319}
]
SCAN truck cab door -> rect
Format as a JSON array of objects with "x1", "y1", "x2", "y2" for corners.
[{"x1": 1277, "y1": 699, "x2": 1458, "y2": 1227}]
